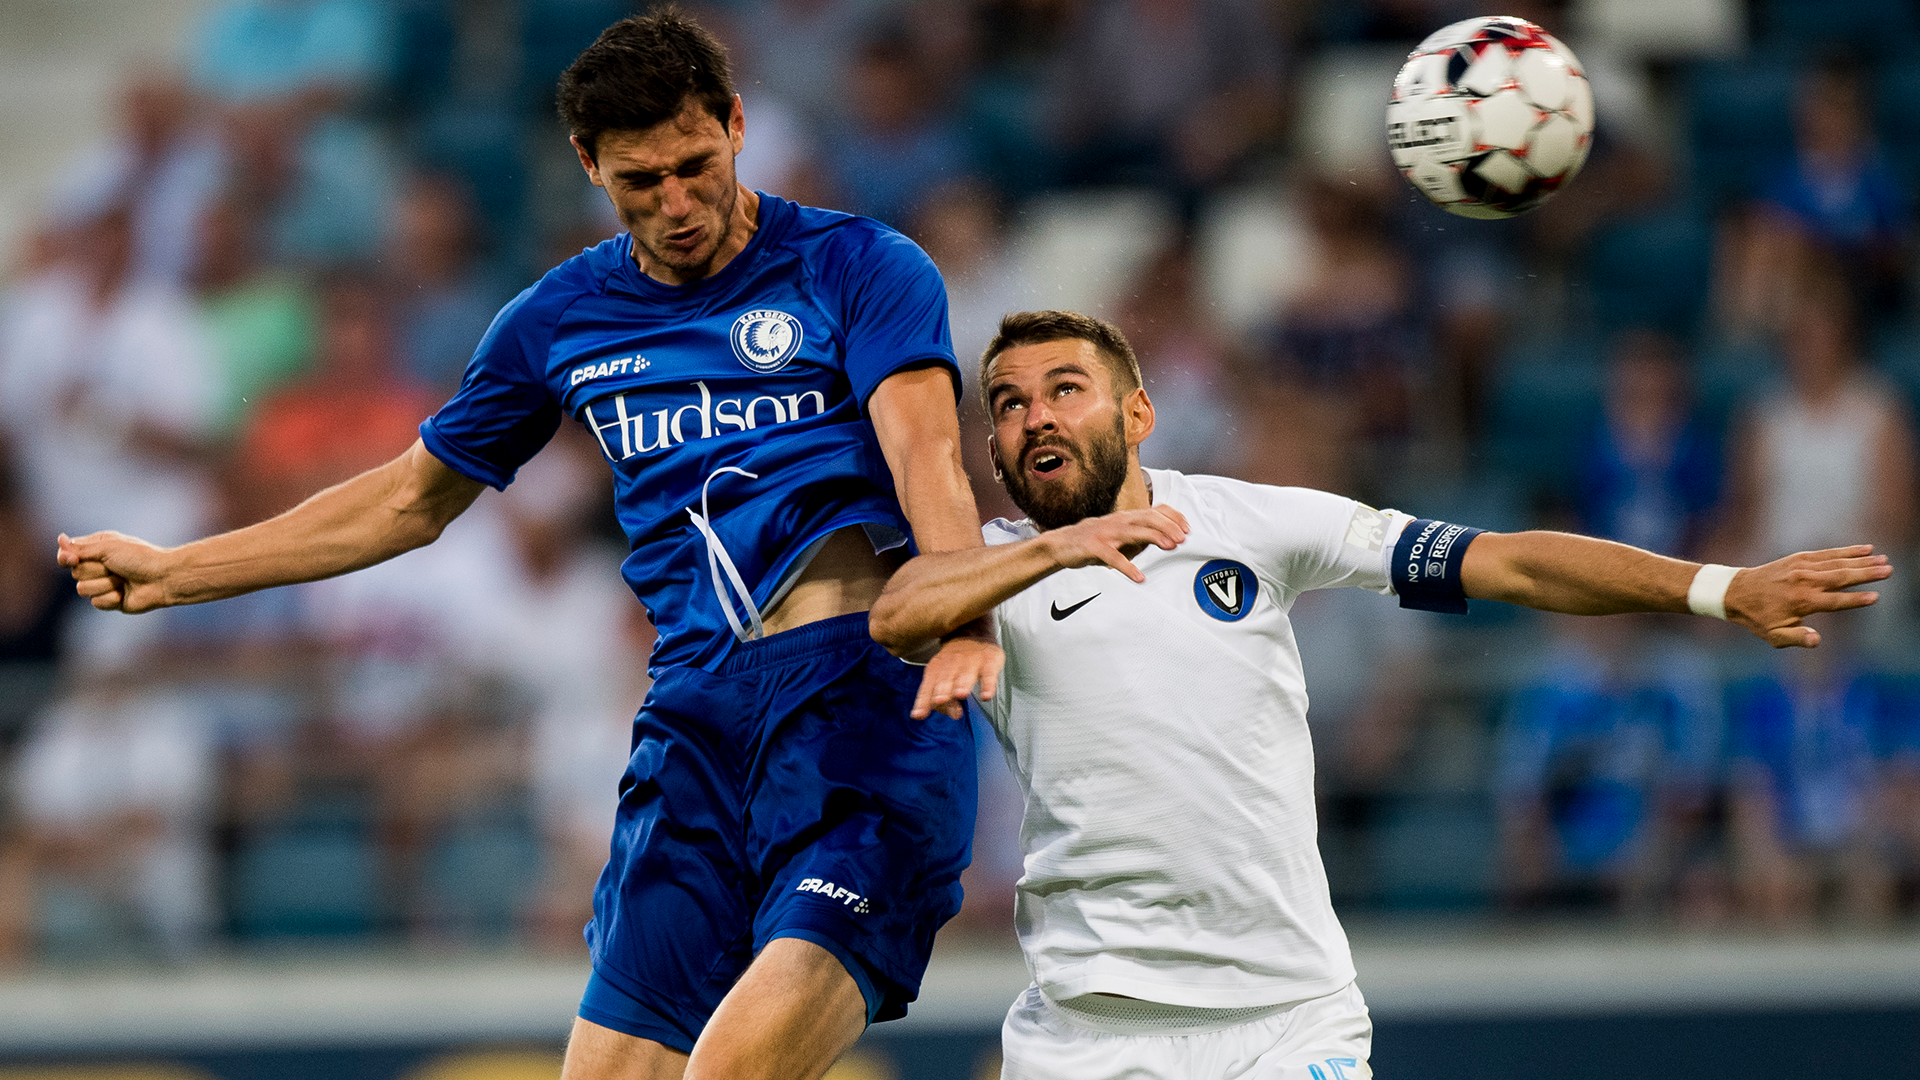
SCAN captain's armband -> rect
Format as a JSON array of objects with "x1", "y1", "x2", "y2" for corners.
[{"x1": 1392, "y1": 518, "x2": 1485, "y2": 614}]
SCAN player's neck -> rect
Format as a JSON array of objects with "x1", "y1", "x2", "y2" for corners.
[{"x1": 1111, "y1": 465, "x2": 1152, "y2": 512}]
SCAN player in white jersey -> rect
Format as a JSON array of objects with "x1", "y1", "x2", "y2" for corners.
[{"x1": 868, "y1": 311, "x2": 1892, "y2": 1080}]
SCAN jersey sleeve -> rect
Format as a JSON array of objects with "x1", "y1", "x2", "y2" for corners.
[
  {"x1": 1218, "y1": 481, "x2": 1413, "y2": 597},
  {"x1": 836, "y1": 227, "x2": 960, "y2": 409},
  {"x1": 418, "y1": 284, "x2": 565, "y2": 490}
]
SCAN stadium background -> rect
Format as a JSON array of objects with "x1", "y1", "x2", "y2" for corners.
[{"x1": 1, "y1": 0, "x2": 1919, "y2": 1076}]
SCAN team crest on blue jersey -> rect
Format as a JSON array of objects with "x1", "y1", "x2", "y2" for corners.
[
  {"x1": 730, "y1": 309, "x2": 804, "y2": 373},
  {"x1": 1194, "y1": 559, "x2": 1256, "y2": 621}
]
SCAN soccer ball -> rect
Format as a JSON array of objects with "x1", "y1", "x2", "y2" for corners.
[{"x1": 1386, "y1": 15, "x2": 1594, "y2": 219}]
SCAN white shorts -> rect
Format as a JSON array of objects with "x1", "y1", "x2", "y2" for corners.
[{"x1": 1000, "y1": 981, "x2": 1373, "y2": 1080}]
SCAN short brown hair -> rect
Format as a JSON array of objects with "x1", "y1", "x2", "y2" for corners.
[
  {"x1": 979, "y1": 310, "x2": 1143, "y2": 411},
  {"x1": 557, "y1": 6, "x2": 736, "y2": 160}
]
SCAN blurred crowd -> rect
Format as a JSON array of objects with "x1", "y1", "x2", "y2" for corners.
[{"x1": 3, "y1": 0, "x2": 1920, "y2": 964}]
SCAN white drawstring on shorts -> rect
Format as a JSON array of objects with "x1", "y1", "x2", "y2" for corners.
[{"x1": 687, "y1": 466, "x2": 764, "y2": 642}]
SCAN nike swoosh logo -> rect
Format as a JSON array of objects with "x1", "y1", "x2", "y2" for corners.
[{"x1": 1050, "y1": 594, "x2": 1100, "y2": 621}]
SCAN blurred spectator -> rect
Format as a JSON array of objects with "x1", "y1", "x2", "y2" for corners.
[
  {"x1": 450, "y1": 433, "x2": 649, "y2": 946},
  {"x1": 1718, "y1": 271, "x2": 1917, "y2": 564},
  {"x1": 821, "y1": 29, "x2": 970, "y2": 225},
  {"x1": 1294, "y1": 584, "x2": 1432, "y2": 904},
  {"x1": 1117, "y1": 242, "x2": 1238, "y2": 475},
  {"x1": 191, "y1": 194, "x2": 320, "y2": 437},
  {"x1": 0, "y1": 436, "x2": 71, "y2": 671},
  {"x1": 1576, "y1": 331, "x2": 1720, "y2": 559},
  {"x1": 8, "y1": 675, "x2": 218, "y2": 960},
  {"x1": 0, "y1": 205, "x2": 220, "y2": 549},
  {"x1": 1253, "y1": 173, "x2": 1417, "y2": 487},
  {"x1": 949, "y1": 708, "x2": 1024, "y2": 940},
  {"x1": 56, "y1": 73, "x2": 227, "y2": 288},
  {"x1": 1725, "y1": 633, "x2": 1892, "y2": 924},
  {"x1": 192, "y1": 0, "x2": 401, "y2": 266},
  {"x1": 1759, "y1": 62, "x2": 1909, "y2": 318},
  {"x1": 386, "y1": 173, "x2": 507, "y2": 392},
  {"x1": 724, "y1": 0, "x2": 880, "y2": 135},
  {"x1": 189, "y1": 0, "x2": 394, "y2": 107},
  {"x1": 1496, "y1": 616, "x2": 1722, "y2": 913},
  {"x1": 234, "y1": 277, "x2": 438, "y2": 521},
  {"x1": 1877, "y1": 680, "x2": 1920, "y2": 910},
  {"x1": 1045, "y1": 0, "x2": 1284, "y2": 193},
  {"x1": 907, "y1": 180, "x2": 1030, "y2": 522}
]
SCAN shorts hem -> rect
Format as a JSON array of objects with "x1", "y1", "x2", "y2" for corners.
[
  {"x1": 767, "y1": 928, "x2": 883, "y2": 1025},
  {"x1": 761, "y1": 906, "x2": 922, "y2": 1022},
  {"x1": 578, "y1": 967, "x2": 698, "y2": 1054}
]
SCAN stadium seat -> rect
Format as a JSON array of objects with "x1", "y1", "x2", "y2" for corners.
[
  {"x1": 519, "y1": 0, "x2": 630, "y2": 109},
  {"x1": 1483, "y1": 338, "x2": 1608, "y2": 503},
  {"x1": 1008, "y1": 188, "x2": 1177, "y2": 321},
  {"x1": 1693, "y1": 338, "x2": 1783, "y2": 434},
  {"x1": 1871, "y1": 330, "x2": 1920, "y2": 420},
  {"x1": 419, "y1": 819, "x2": 543, "y2": 939},
  {"x1": 230, "y1": 824, "x2": 379, "y2": 939},
  {"x1": 1584, "y1": 210, "x2": 1714, "y2": 337},
  {"x1": 1874, "y1": 65, "x2": 1920, "y2": 186},
  {"x1": 411, "y1": 100, "x2": 530, "y2": 253},
  {"x1": 1371, "y1": 795, "x2": 1498, "y2": 910},
  {"x1": 1684, "y1": 60, "x2": 1796, "y2": 207},
  {"x1": 1757, "y1": 0, "x2": 1919, "y2": 59}
]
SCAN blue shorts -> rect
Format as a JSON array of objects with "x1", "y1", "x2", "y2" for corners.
[{"x1": 580, "y1": 613, "x2": 977, "y2": 1053}]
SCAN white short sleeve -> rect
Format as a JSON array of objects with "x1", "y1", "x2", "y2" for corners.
[{"x1": 1178, "y1": 477, "x2": 1413, "y2": 597}]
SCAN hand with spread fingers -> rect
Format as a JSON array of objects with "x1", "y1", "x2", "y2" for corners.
[
  {"x1": 1039, "y1": 506, "x2": 1191, "y2": 583},
  {"x1": 912, "y1": 635, "x2": 1006, "y2": 720},
  {"x1": 56, "y1": 531, "x2": 175, "y2": 614},
  {"x1": 1724, "y1": 544, "x2": 1893, "y2": 648}
]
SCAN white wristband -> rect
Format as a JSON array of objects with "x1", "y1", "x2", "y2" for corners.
[{"x1": 1687, "y1": 563, "x2": 1740, "y2": 621}]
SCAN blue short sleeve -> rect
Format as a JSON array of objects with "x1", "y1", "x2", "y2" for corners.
[
  {"x1": 419, "y1": 284, "x2": 565, "y2": 490},
  {"x1": 837, "y1": 230, "x2": 959, "y2": 409}
]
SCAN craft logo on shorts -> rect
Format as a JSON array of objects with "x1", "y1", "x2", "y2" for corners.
[
  {"x1": 731, "y1": 309, "x2": 804, "y2": 373},
  {"x1": 795, "y1": 877, "x2": 870, "y2": 914},
  {"x1": 1194, "y1": 559, "x2": 1257, "y2": 621}
]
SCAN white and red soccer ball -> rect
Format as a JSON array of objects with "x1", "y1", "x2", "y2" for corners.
[{"x1": 1387, "y1": 15, "x2": 1595, "y2": 219}]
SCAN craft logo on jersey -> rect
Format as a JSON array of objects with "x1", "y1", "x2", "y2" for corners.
[
  {"x1": 731, "y1": 309, "x2": 803, "y2": 373},
  {"x1": 1194, "y1": 559, "x2": 1257, "y2": 621}
]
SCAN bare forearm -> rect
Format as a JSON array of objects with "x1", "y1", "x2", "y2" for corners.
[
  {"x1": 871, "y1": 538, "x2": 1064, "y2": 652},
  {"x1": 893, "y1": 435, "x2": 985, "y2": 555},
  {"x1": 165, "y1": 442, "x2": 480, "y2": 604},
  {"x1": 868, "y1": 366, "x2": 985, "y2": 555},
  {"x1": 1461, "y1": 530, "x2": 1696, "y2": 615}
]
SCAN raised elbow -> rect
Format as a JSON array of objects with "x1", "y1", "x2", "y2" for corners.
[{"x1": 866, "y1": 599, "x2": 915, "y2": 656}]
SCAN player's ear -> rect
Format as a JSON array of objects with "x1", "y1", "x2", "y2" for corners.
[
  {"x1": 1122, "y1": 386, "x2": 1154, "y2": 448},
  {"x1": 571, "y1": 136, "x2": 605, "y2": 187},
  {"x1": 727, "y1": 95, "x2": 745, "y2": 156},
  {"x1": 987, "y1": 434, "x2": 1005, "y2": 484}
]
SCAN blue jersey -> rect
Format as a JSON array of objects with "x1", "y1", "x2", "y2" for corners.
[{"x1": 420, "y1": 195, "x2": 957, "y2": 673}]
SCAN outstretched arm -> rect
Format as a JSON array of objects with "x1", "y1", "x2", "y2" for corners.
[
  {"x1": 57, "y1": 439, "x2": 486, "y2": 613},
  {"x1": 1461, "y1": 531, "x2": 1890, "y2": 648}
]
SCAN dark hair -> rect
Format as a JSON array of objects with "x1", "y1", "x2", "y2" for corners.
[
  {"x1": 979, "y1": 310, "x2": 1144, "y2": 410},
  {"x1": 556, "y1": 6, "x2": 736, "y2": 159}
]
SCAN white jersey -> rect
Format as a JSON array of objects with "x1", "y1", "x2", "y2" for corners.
[{"x1": 980, "y1": 468, "x2": 1415, "y2": 1009}]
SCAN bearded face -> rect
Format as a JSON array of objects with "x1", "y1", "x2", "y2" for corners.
[{"x1": 996, "y1": 407, "x2": 1131, "y2": 531}]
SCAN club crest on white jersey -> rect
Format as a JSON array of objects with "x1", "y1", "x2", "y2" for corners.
[
  {"x1": 1194, "y1": 559, "x2": 1256, "y2": 621},
  {"x1": 731, "y1": 309, "x2": 803, "y2": 373}
]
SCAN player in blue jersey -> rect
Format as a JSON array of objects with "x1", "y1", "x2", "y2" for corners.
[{"x1": 58, "y1": 11, "x2": 991, "y2": 1080}]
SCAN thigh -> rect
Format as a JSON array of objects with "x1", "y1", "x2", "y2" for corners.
[
  {"x1": 562, "y1": 1017, "x2": 688, "y2": 1080},
  {"x1": 748, "y1": 641, "x2": 978, "y2": 1018},
  {"x1": 686, "y1": 937, "x2": 869, "y2": 1080}
]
